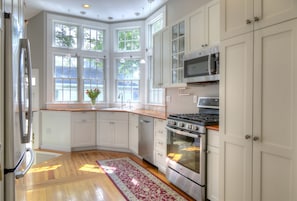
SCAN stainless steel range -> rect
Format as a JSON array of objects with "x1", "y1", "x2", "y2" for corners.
[{"x1": 166, "y1": 97, "x2": 219, "y2": 201}]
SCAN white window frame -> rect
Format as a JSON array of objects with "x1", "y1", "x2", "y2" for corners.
[
  {"x1": 145, "y1": 6, "x2": 166, "y2": 105},
  {"x1": 46, "y1": 13, "x2": 109, "y2": 105}
]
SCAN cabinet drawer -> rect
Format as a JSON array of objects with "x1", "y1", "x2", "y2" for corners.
[
  {"x1": 72, "y1": 112, "x2": 95, "y2": 121},
  {"x1": 155, "y1": 150, "x2": 166, "y2": 161},
  {"x1": 208, "y1": 129, "x2": 219, "y2": 147},
  {"x1": 99, "y1": 112, "x2": 128, "y2": 121},
  {"x1": 155, "y1": 138, "x2": 166, "y2": 152}
]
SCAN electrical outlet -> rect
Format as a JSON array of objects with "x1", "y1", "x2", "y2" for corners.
[
  {"x1": 193, "y1": 95, "x2": 198, "y2": 103},
  {"x1": 166, "y1": 96, "x2": 171, "y2": 103}
]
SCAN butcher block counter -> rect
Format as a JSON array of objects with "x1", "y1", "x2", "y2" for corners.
[{"x1": 41, "y1": 107, "x2": 167, "y2": 120}]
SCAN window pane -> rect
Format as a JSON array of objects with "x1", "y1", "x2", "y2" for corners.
[
  {"x1": 54, "y1": 55, "x2": 78, "y2": 101},
  {"x1": 83, "y1": 27, "x2": 104, "y2": 51},
  {"x1": 116, "y1": 58, "x2": 140, "y2": 103},
  {"x1": 117, "y1": 28, "x2": 140, "y2": 51},
  {"x1": 116, "y1": 59, "x2": 140, "y2": 80},
  {"x1": 54, "y1": 22, "x2": 78, "y2": 48},
  {"x1": 83, "y1": 57, "x2": 105, "y2": 102}
]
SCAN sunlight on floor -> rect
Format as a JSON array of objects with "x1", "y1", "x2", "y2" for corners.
[
  {"x1": 28, "y1": 164, "x2": 62, "y2": 173},
  {"x1": 79, "y1": 164, "x2": 104, "y2": 173}
]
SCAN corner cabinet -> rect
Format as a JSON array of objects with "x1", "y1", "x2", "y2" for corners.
[
  {"x1": 71, "y1": 112, "x2": 96, "y2": 149},
  {"x1": 153, "y1": 27, "x2": 171, "y2": 88},
  {"x1": 219, "y1": 19, "x2": 297, "y2": 201},
  {"x1": 97, "y1": 112, "x2": 129, "y2": 151},
  {"x1": 220, "y1": 0, "x2": 297, "y2": 40}
]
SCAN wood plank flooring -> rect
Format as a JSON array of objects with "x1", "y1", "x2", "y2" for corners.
[{"x1": 18, "y1": 150, "x2": 195, "y2": 201}]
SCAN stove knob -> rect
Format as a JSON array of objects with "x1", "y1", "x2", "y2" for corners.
[
  {"x1": 188, "y1": 124, "x2": 192, "y2": 130},
  {"x1": 193, "y1": 126, "x2": 199, "y2": 131},
  {"x1": 178, "y1": 122, "x2": 185, "y2": 127}
]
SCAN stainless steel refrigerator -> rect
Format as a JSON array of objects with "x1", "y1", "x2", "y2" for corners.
[{"x1": 1, "y1": 0, "x2": 34, "y2": 200}]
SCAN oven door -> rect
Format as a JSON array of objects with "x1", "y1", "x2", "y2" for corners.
[{"x1": 166, "y1": 126, "x2": 206, "y2": 185}]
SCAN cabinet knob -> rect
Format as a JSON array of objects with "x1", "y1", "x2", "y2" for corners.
[
  {"x1": 254, "y1": 16, "x2": 260, "y2": 22},
  {"x1": 245, "y1": 135, "x2": 251, "y2": 139},
  {"x1": 253, "y1": 136, "x2": 260, "y2": 141},
  {"x1": 246, "y1": 19, "x2": 252, "y2": 24}
]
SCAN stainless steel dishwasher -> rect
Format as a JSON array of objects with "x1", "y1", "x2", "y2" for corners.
[{"x1": 138, "y1": 115, "x2": 154, "y2": 164}]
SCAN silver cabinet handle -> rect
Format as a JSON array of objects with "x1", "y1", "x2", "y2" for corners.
[
  {"x1": 253, "y1": 136, "x2": 260, "y2": 141},
  {"x1": 245, "y1": 135, "x2": 251, "y2": 139}
]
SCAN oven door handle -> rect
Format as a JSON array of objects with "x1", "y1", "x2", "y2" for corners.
[{"x1": 166, "y1": 126, "x2": 199, "y2": 138}]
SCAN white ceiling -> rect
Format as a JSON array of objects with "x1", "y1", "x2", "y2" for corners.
[{"x1": 23, "y1": 0, "x2": 167, "y2": 22}]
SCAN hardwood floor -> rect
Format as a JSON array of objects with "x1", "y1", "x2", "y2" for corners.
[{"x1": 18, "y1": 150, "x2": 195, "y2": 201}]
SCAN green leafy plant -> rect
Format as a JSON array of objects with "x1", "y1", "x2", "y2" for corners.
[{"x1": 86, "y1": 88, "x2": 100, "y2": 100}]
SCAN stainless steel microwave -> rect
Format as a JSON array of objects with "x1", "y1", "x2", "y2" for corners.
[{"x1": 183, "y1": 46, "x2": 219, "y2": 83}]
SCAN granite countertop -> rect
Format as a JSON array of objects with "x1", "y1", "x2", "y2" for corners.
[{"x1": 41, "y1": 108, "x2": 167, "y2": 120}]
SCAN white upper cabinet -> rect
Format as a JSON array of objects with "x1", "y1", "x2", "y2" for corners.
[
  {"x1": 153, "y1": 27, "x2": 171, "y2": 88},
  {"x1": 221, "y1": 0, "x2": 297, "y2": 40},
  {"x1": 188, "y1": 0, "x2": 220, "y2": 52}
]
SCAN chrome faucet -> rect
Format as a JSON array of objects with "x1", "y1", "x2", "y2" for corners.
[{"x1": 118, "y1": 93, "x2": 125, "y2": 108}]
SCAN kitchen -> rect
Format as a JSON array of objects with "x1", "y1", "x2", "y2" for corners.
[{"x1": 1, "y1": 0, "x2": 297, "y2": 201}]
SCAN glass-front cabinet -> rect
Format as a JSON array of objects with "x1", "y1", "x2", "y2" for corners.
[{"x1": 171, "y1": 21, "x2": 185, "y2": 84}]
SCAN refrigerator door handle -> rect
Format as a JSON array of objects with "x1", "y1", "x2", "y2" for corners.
[
  {"x1": 18, "y1": 38, "x2": 33, "y2": 143},
  {"x1": 15, "y1": 148, "x2": 34, "y2": 179}
]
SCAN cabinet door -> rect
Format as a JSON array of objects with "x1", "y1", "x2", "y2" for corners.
[
  {"x1": 207, "y1": 145, "x2": 219, "y2": 201},
  {"x1": 253, "y1": 0, "x2": 297, "y2": 31},
  {"x1": 219, "y1": 33, "x2": 253, "y2": 201},
  {"x1": 41, "y1": 111, "x2": 71, "y2": 152},
  {"x1": 98, "y1": 120, "x2": 115, "y2": 147},
  {"x1": 205, "y1": 0, "x2": 220, "y2": 47},
  {"x1": 72, "y1": 120, "x2": 96, "y2": 147},
  {"x1": 188, "y1": 7, "x2": 205, "y2": 52},
  {"x1": 129, "y1": 113, "x2": 139, "y2": 154},
  {"x1": 171, "y1": 21, "x2": 185, "y2": 85},
  {"x1": 153, "y1": 31, "x2": 163, "y2": 88},
  {"x1": 220, "y1": 0, "x2": 253, "y2": 40},
  {"x1": 114, "y1": 121, "x2": 129, "y2": 148},
  {"x1": 253, "y1": 19, "x2": 297, "y2": 201},
  {"x1": 162, "y1": 28, "x2": 171, "y2": 87}
]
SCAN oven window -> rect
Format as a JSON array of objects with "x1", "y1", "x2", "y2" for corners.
[{"x1": 167, "y1": 132, "x2": 201, "y2": 173}]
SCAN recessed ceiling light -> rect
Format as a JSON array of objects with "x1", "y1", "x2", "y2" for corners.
[
  {"x1": 82, "y1": 4, "x2": 90, "y2": 8},
  {"x1": 135, "y1": 12, "x2": 140, "y2": 16},
  {"x1": 80, "y1": 11, "x2": 86, "y2": 15},
  {"x1": 108, "y1": 16, "x2": 113, "y2": 20}
]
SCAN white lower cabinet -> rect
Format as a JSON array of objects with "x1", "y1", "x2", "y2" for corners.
[
  {"x1": 71, "y1": 112, "x2": 96, "y2": 148},
  {"x1": 41, "y1": 111, "x2": 71, "y2": 152},
  {"x1": 97, "y1": 112, "x2": 129, "y2": 150},
  {"x1": 129, "y1": 113, "x2": 139, "y2": 154},
  {"x1": 154, "y1": 118, "x2": 167, "y2": 173},
  {"x1": 207, "y1": 129, "x2": 219, "y2": 201}
]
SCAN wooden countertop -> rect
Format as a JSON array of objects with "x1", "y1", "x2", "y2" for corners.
[
  {"x1": 206, "y1": 125, "x2": 219, "y2": 131},
  {"x1": 41, "y1": 108, "x2": 167, "y2": 120}
]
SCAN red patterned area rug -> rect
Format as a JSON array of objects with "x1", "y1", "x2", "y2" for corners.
[{"x1": 97, "y1": 157, "x2": 189, "y2": 201}]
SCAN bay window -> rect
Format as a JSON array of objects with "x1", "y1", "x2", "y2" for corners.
[{"x1": 49, "y1": 17, "x2": 106, "y2": 104}]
